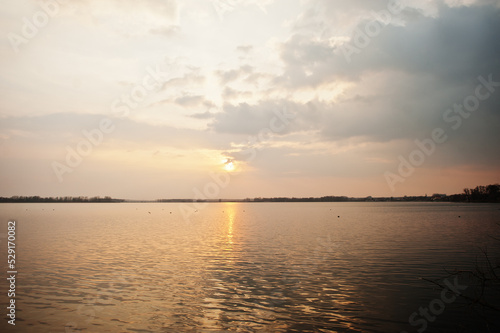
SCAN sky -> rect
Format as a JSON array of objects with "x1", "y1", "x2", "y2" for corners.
[{"x1": 0, "y1": 0, "x2": 499, "y2": 200}]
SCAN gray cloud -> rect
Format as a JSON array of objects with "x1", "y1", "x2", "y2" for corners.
[
  {"x1": 280, "y1": 5, "x2": 500, "y2": 85},
  {"x1": 189, "y1": 111, "x2": 215, "y2": 120},
  {"x1": 236, "y1": 45, "x2": 254, "y2": 53},
  {"x1": 0, "y1": 113, "x2": 234, "y2": 152},
  {"x1": 271, "y1": 4, "x2": 500, "y2": 143},
  {"x1": 209, "y1": 100, "x2": 314, "y2": 135},
  {"x1": 216, "y1": 65, "x2": 254, "y2": 84},
  {"x1": 207, "y1": 3, "x2": 500, "y2": 176},
  {"x1": 174, "y1": 95, "x2": 205, "y2": 107}
]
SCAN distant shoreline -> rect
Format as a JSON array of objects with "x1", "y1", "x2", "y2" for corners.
[
  {"x1": 1, "y1": 185, "x2": 498, "y2": 203},
  {"x1": 1, "y1": 200, "x2": 498, "y2": 204},
  {"x1": 1, "y1": 196, "x2": 499, "y2": 204}
]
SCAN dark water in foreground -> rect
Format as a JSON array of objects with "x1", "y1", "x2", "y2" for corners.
[{"x1": 1, "y1": 202, "x2": 499, "y2": 332}]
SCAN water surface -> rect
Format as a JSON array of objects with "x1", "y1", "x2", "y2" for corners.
[{"x1": 1, "y1": 202, "x2": 499, "y2": 332}]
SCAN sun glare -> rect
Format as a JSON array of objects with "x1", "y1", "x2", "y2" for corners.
[
  {"x1": 222, "y1": 158, "x2": 235, "y2": 172},
  {"x1": 224, "y1": 162, "x2": 235, "y2": 171}
]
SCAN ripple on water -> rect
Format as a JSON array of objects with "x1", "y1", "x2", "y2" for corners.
[{"x1": 2, "y1": 202, "x2": 500, "y2": 332}]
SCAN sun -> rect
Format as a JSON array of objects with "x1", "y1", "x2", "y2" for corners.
[
  {"x1": 222, "y1": 159, "x2": 235, "y2": 172},
  {"x1": 224, "y1": 162, "x2": 235, "y2": 171}
]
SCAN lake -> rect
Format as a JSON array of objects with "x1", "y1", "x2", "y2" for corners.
[{"x1": 1, "y1": 202, "x2": 499, "y2": 332}]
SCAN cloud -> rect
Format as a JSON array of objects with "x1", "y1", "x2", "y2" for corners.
[
  {"x1": 209, "y1": 100, "x2": 291, "y2": 135},
  {"x1": 206, "y1": 1, "x2": 500, "y2": 182},
  {"x1": 270, "y1": 4, "x2": 500, "y2": 143},
  {"x1": 149, "y1": 25, "x2": 180, "y2": 37},
  {"x1": 221, "y1": 86, "x2": 253, "y2": 100},
  {"x1": 0, "y1": 113, "x2": 232, "y2": 152},
  {"x1": 279, "y1": 4, "x2": 500, "y2": 86},
  {"x1": 190, "y1": 111, "x2": 215, "y2": 120},
  {"x1": 58, "y1": 0, "x2": 180, "y2": 37},
  {"x1": 209, "y1": 99, "x2": 322, "y2": 136},
  {"x1": 236, "y1": 44, "x2": 254, "y2": 53},
  {"x1": 174, "y1": 95, "x2": 206, "y2": 107},
  {"x1": 216, "y1": 65, "x2": 254, "y2": 84}
]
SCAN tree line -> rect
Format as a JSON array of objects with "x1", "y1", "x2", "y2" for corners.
[
  {"x1": 1, "y1": 184, "x2": 498, "y2": 203},
  {"x1": 448, "y1": 184, "x2": 500, "y2": 203},
  {"x1": 0, "y1": 196, "x2": 124, "y2": 203}
]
